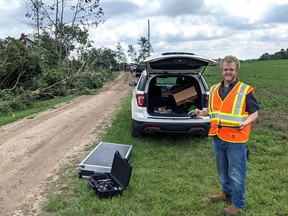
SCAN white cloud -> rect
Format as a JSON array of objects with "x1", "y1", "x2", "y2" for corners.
[
  {"x1": 0, "y1": 0, "x2": 20, "y2": 12},
  {"x1": 1, "y1": 0, "x2": 288, "y2": 60}
]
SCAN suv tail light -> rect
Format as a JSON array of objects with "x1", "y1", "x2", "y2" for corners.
[{"x1": 136, "y1": 93, "x2": 145, "y2": 106}]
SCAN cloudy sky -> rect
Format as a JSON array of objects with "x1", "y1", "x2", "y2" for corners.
[{"x1": 1, "y1": 0, "x2": 288, "y2": 60}]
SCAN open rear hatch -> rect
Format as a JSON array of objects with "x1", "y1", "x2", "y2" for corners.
[
  {"x1": 145, "y1": 52, "x2": 215, "y2": 75},
  {"x1": 145, "y1": 52, "x2": 214, "y2": 117}
]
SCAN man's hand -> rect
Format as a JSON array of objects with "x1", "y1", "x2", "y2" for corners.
[
  {"x1": 238, "y1": 122, "x2": 247, "y2": 130},
  {"x1": 195, "y1": 108, "x2": 208, "y2": 118},
  {"x1": 239, "y1": 111, "x2": 259, "y2": 130}
]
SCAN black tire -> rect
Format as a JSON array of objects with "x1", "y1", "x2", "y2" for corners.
[
  {"x1": 195, "y1": 130, "x2": 209, "y2": 138},
  {"x1": 131, "y1": 126, "x2": 142, "y2": 137},
  {"x1": 78, "y1": 172, "x2": 82, "y2": 179}
]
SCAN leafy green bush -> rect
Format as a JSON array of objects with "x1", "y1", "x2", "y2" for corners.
[
  {"x1": 0, "y1": 38, "x2": 44, "y2": 91},
  {"x1": 12, "y1": 88, "x2": 35, "y2": 110},
  {"x1": 86, "y1": 73, "x2": 103, "y2": 88},
  {"x1": 42, "y1": 68, "x2": 68, "y2": 87},
  {"x1": 0, "y1": 90, "x2": 13, "y2": 114},
  {"x1": 51, "y1": 86, "x2": 70, "y2": 97},
  {"x1": 0, "y1": 89, "x2": 35, "y2": 113}
]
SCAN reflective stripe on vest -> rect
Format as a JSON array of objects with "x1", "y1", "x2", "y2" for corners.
[
  {"x1": 232, "y1": 82, "x2": 250, "y2": 116},
  {"x1": 209, "y1": 84, "x2": 219, "y2": 113},
  {"x1": 218, "y1": 113, "x2": 247, "y2": 124}
]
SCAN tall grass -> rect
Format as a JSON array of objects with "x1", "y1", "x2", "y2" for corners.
[{"x1": 36, "y1": 60, "x2": 288, "y2": 215}]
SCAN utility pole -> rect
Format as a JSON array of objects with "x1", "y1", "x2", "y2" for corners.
[{"x1": 148, "y1": 19, "x2": 150, "y2": 56}]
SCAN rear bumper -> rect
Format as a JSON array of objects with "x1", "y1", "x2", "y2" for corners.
[{"x1": 132, "y1": 119, "x2": 210, "y2": 135}]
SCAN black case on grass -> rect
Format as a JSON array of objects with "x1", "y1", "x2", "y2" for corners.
[
  {"x1": 88, "y1": 151, "x2": 132, "y2": 198},
  {"x1": 78, "y1": 142, "x2": 133, "y2": 178}
]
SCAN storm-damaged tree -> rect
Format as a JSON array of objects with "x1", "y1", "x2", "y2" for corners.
[
  {"x1": 23, "y1": 0, "x2": 43, "y2": 46},
  {"x1": 127, "y1": 37, "x2": 152, "y2": 64},
  {"x1": 24, "y1": 0, "x2": 104, "y2": 67},
  {"x1": 127, "y1": 44, "x2": 138, "y2": 63},
  {"x1": 115, "y1": 42, "x2": 127, "y2": 70},
  {"x1": 137, "y1": 37, "x2": 152, "y2": 62},
  {"x1": 18, "y1": 0, "x2": 115, "y2": 98},
  {"x1": 0, "y1": 37, "x2": 44, "y2": 113},
  {"x1": 0, "y1": 0, "x2": 114, "y2": 114}
]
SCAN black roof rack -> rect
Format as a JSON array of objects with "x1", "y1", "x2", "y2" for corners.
[{"x1": 161, "y1": 52, "x2": 195, "y2": 56}]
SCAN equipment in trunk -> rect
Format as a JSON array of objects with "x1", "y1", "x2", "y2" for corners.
[{"x1": 147, "y1": 76, "x2": 200, "y2": 117}]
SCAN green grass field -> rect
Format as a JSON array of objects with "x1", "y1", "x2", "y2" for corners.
[{"x1": 8, "y1": 60, "x2": 288, "y2": 215}]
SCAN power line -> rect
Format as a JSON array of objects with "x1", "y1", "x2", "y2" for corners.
[{"x1": 149, "y1": 0, "x2": 164, "y2": 52}]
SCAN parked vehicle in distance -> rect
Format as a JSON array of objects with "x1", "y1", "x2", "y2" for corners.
[
  {"x1": 129, "y1": 65, "x2": 136, "y2": 73},
  {"x1": 134, "y1": 63, "x2": 146, "y2": 77},
  {"x1": 129, "y1": 52, "x2": 215, "y2": 138},
  {"x1": 113, "y1": 66, "x2": 119, "y2": 72}
]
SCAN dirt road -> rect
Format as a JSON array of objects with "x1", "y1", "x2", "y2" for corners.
[{"x1": 0, "y1": 72, "x2": 135, "y2": 215}]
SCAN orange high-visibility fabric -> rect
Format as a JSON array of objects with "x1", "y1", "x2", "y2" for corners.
[{"x1": 208, "y1": 82, "x2": 254, "y2": 143}]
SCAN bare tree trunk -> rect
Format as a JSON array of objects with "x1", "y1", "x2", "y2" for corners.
[
  {"x1": 55, "y1": 0, "x2": 59, "y2": 65},
  {"x1": 36, "y1": 0, "x2": 41, "y2": 46}
]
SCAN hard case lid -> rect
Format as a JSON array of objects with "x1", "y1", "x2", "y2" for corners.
[{"x1": 110, "y1": 151, "x2": 132, "y2": 189}]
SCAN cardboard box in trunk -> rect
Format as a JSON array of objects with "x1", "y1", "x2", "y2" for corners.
[{"x1": 173, "y1": 86, "x2": 198, "y2": 106}]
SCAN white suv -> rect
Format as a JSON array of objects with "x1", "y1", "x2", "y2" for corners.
[{"x1": 129, "y1": 52, "x2": 215, "y2": 137}]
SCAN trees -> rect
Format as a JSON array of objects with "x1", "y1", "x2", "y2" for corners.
[
  {"x1": 259, "y1": 52, "x2": 271, "y2": 61},
  {"x1": 0, "y1": 37, "x2": 45, "y2": 112},
  {"x1": 137, "y1": 37, "x2": 152, "y2": 62},
  {"x1": 0, "y1": 35, "x2": 117, "y2": 113},
  {"x1": 24, "y1": 0, "x2": 104, "y2": 67},
  {"x1": 0, "y1": 37, "x2": 43, "y2": 91},
  {"x1": 0, "y1": 0, "x2": 116, "y2": 113},
  {"x1": 259, "y1": 48, "x2": 288, "y2": 60},
  {"x1": 12, "y1": 0, "x2": 114, "y2": 98},
  {"x1": 81, "y1": 47, "x2": 117, "y2": 70},
  {"x1": 127, "y1": 44, "x2": 137, "y2": 63},
  {"x1": 127, "y1": 37, "x2": 152, "y2": 64},
  {"x1": 115, "y1": 42, "x2": 127, "y2": 66}
]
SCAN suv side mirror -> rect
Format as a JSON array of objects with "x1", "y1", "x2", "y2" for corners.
[{"x1": 129, "y1": 81, "x2": 137, "y2": 86}]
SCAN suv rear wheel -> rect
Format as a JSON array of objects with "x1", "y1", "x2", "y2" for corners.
[{"x1": 131, "y1": 125, "x2": 142, "y2": 137}]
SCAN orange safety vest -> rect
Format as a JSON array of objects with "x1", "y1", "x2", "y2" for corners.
[{"x1": 208, "y1": 81, "x2": 254, "y2": 143}]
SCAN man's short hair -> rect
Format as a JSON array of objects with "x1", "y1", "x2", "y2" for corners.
[{"x1": 220, "y1": 55, "x2": 240, "y2": 72}]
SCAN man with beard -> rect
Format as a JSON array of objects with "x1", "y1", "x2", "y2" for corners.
[{"x1": 195, "y1": 55, "x2": 260, "y2": 215}]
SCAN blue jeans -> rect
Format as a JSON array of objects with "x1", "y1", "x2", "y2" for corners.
[{"x1": 212, "y1": 136, "x2": 247, "y2": 209}]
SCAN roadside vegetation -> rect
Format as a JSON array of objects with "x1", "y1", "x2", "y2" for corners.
[{"x1": 39, "y1": 59, "x2": 288, "y2": 216}]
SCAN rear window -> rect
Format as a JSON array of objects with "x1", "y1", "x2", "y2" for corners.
[
  {"x1": 136, "y1": 64, "x2": 146, "y2": 70},
  {"x1": 137, "y1": 74, "x2": 147, "y2": 91},
  {"x1": 155, "y1": 77, "x2": 177, "y2": 85},
  {"x1": 150, "y1": 57, "x2": 208, "y2": 70}
]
